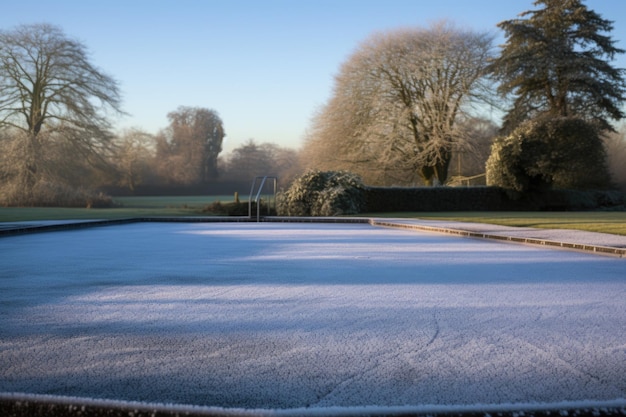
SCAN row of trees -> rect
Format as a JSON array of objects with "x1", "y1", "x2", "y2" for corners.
[
  {"x1": 0, "y1": 23, "x2": 298, "y2": 205},
  {"x1": 301, "y1": 0, "x2": 626, "y2": 191},
  {"x1": 111, "y1": 106, "x2": 226, "y2": 192},
  {"x1": 112, "y1": 127, "x2": 300, "y2": 194},
  {"x1": 1, "y1": 0, "x2": 626, "y2": 207}
]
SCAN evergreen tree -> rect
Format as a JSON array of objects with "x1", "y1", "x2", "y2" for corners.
[{"x1": 490, "y1": 0, "x2": 626, "y2": 132}]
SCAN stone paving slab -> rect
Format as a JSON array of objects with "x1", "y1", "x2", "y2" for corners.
[{"x1": 373, "y1": 219, "x2": 626, "y2": 258}]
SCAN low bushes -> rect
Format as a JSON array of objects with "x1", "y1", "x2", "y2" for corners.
[
  {"x1": 277, "y1": 170, "x2": 365, "y2": 216},
  {"x1": 204, "y1": 186, "x2": 625, "y2": 215},
  {"x1": 202, "y1": 200, "x2": 276, "y2": 216},
  {"x1": 364, "y1": 186, "x2": 513, "y2": 212},
  {"x1": 275, "y1": 171, "x2": 624, "y2": 216},
  {"x1": 486, "y1": 117, "x2": 611, "y2": 196}
]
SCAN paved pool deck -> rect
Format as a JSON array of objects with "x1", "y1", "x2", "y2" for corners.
[{"x1": 1, "y1": 216, "x2": 625, "y2": 258}]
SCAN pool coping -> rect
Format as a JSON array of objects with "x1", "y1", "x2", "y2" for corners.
[
  {"x1": 2, "y1": 392, "x2": 625, "y2": 417},
  {"x1": 369, "y1": 219, "x2": 626, "y2": 258},
  {"x1": 0, "y1": 216, "x2": 624, "y2": 258}
]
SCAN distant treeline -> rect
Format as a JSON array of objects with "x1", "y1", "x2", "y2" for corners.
[{"x1": 99, "y1": 180, "x2": 252, "y2": 197}]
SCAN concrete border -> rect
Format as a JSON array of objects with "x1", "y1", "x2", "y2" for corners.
[
  {"x1": 369, "y1": 219, "x2": 626, "y2": 258},
  {"x1": 0, "y1": 216, "x2": 370, "y2": 237},
  {"x1": 1, "y1": 393, "x2": 625, "y2": 417},
  {"x1": 1, "y1": 216, "x2": 624, "y2": 258}
]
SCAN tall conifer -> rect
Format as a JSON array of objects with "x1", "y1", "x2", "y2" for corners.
[{"x1": 490, "y1": 0, "x2": 626, "y2": 132}]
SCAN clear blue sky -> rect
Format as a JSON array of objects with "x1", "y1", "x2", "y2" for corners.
[{"x1": 1, "y1": 0, "x2": 625, "y2": 153}]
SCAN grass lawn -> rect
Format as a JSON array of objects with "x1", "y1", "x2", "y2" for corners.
[
  {"x1": 0, "y1": 196, "x2": 235, "y2": 222},
  {"x1": 112, "y1": 195, "x2": 232, "y2": 209},
  {"x1": 382, "y1": 211, "x2": 626, "y2": 236},
  {"x1": 1, "y1": 196, "x2": 625, "y2": 236}
]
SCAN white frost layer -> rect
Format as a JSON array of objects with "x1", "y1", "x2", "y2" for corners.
[{"x1": 0, "y1": 223, "x2": 625, "y2": 409}]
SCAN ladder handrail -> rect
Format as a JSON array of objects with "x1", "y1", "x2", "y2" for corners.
[
  {"x1": 254, "y1": 176, "x2": 268, "y2": 222},
  {"x1": 248, "y1": 176, "x2": 277, "y2": 221}
]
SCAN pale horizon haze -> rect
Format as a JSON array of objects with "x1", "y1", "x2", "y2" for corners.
[{"x1": 1, "y1": 0, "x2": 625, "y2": 154}]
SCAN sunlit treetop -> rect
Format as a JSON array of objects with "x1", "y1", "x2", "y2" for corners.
[{"x1": 490, "y1": 0, "x2": 626, "y2": 132}]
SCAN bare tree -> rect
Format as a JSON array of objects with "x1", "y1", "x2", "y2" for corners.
[
  {"x1": 448, "y1": 117, "x2": 498, "y2": 185},
  {"x1": 222, "y1": 139, "x2": 301, "y2": 188},
  {"x1": 302, "y1": 22, "x2": 495, "y2": 186},
  {"x1": 112, "y1": 128, "x2": 156, "y2": 191},
  {"x1": 156, "y1": 106, "x2": 225, "y2": 185},
  {"x1": 0, "y1": 23, "x2": 124, "y2": 202}
]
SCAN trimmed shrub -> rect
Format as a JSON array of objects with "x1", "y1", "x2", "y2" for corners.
[
  {"x1": 363, "y1": 186, "x2": 625, "y2": 212},
  {"x1": 277, "y1": 170, "x2": 365, "y2": 216},
  {"x1": 364, "y1": 186, "x2": 513, "y2": 212},
  {"x1": 486, "y1": 117, "x2": 611, "y2": 196}
]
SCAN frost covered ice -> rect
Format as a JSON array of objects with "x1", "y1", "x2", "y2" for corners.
[{"x1": 0, "y1": 222, "x2": 625, "y2": 411}]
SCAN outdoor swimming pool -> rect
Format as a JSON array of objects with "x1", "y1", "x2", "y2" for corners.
[{"x1": 0, "y1": 222, "x2": 625, "y2": 413}]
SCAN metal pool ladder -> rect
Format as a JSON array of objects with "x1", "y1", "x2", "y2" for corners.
[{"x1": 248, "y1": 176, "x2": 277, "y2": 221}]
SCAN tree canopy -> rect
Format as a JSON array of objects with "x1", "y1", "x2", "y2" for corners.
[
  {"x1": 302, "y1": 22, "x2": 495, "y2": 186},
  {"x1": 221, "y1": 139, "x2": 300, "y2": 187},
  {"x1": 0, "y1": 23, "x2": 124, "y2": 141},
  {"x1": 0, "y1": 23, "x2": 124, "y2": 205},
  {"x1": 155, "y1": 106, "x2": 225, "y2": 185},
  {"x1": 486, "y1": 116, "x2": 611, "y2": 193},
  {"x1": 489, "y1": 0, "x2": 626, "y2": 132}
]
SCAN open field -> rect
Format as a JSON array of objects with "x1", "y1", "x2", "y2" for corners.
[
  {"x1": 1, "y1": 196, "x2": 625, "y2": 235},
  {"x1": 0, "y1": 196, "x2": 234, "y2": 222},
  {"x1": 112, "y1": 195, "x2": 235, "y2": 208}
]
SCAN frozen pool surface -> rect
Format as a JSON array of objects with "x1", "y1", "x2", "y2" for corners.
[{"x1": 0, "y1": 222, "x2": 625, "y2": 410}]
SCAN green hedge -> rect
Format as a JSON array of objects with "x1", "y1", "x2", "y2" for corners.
[
  {"x1": 364, "y1": 186, "x2": 626, "y2": 212},
  {"x1": 202, "y1": 201, "x2": 276, "y2": 216}
]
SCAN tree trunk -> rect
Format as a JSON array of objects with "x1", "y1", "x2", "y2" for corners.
[
  {"x1": 419, "y1": 150, "x2": 452, "y2": 186},
  {"x1": 420, "y1": 166, "x2": 435, "y2": 186},
  {"x1": 23, "y1": 134, "x2": 42, "y2": 190}
]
